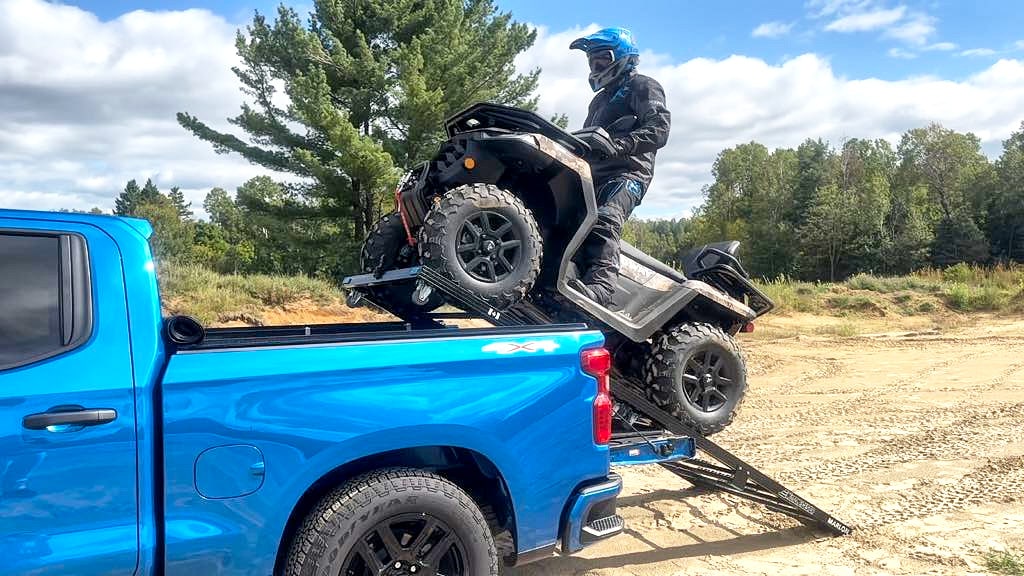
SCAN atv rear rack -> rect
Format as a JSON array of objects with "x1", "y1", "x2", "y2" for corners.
[{"x1": 342, "y1": 265, "x2": 852, "y2": 536}]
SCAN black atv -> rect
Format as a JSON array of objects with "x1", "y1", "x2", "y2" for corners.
[{"x1": 348, "y1": 103, "x2": 773, "y2": 435}]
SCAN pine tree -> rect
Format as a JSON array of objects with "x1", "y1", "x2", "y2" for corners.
[
  {"x1": 168, "y1": 186, "x2": 193, "y2": 219},
  {"x1": 114, "y1": 179, "x2": 143, "y2": 215},
  {"x1": 140, "y1": 178, "x2": 163, "y2": 205},
  {"x1": 177, "y1": 0, "x2": 539, "y2": 277}
]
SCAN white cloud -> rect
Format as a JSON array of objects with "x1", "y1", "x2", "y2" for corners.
[
  {"x1": 752, "y1": 21, "x2": 794, "y2": 39},
  {"x1": 807, "y1": 0, "x2": 874, "y2": 18},
  {"x1": 520, "y1": 26, "x2": 1024, "y2": 218},
  {"x1": 884, "y1": 12, "x2": 936, "y2": 46},
  {"x1": 961, "y1": 48, "x2": 997, "y2": 57},
  {"x1": 0, "y1": 0, "x2": 284, "y2": 214},
  {"x1": 888, "y1": 47, "x2": 917, "y2": 59},
  {"x1": 825, "y1": 6, "x2": 906, "y2": 32},
  {"x1": 815, "y1": 3, "x2": 942, "y2": 49}
]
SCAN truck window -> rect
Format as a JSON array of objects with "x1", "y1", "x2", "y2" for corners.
[{"x1": 0, "y1": 234, "x2": 65, "y2": 370}]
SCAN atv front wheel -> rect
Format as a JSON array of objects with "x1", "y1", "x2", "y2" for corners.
[
  {"x1": 644, "y1": 323, "x2": 747, "y2": 435},
  {"x1": 360, "y1": 212, "x2": 443, "y2": 316},
  {"x1": 421, "y1": 184, "x2": 542, "y2": 310}
]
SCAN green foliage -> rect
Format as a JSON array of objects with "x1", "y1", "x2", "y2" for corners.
[
  {"x1": 133, "y1": 195, "x2": 195, "y2": 263},
  {"x1": 943, "y1": 282, "x2": 1011, "y2": 311},
  {"x1": 986, "y1": 549, "x2": 1024, "y2": 576},
  {"x1": 159, "y1": 262, "x2": 344, "y2": 325},
  {"x1": 622, "y1": 218, "x2": 690, "y2": 267},
  {"x1": 754, "y1": 262, "x2": 1022, "y2": 317},
  {"x1": 942, "y1": 262, "x2": 974, "y2": 283},
  {"x1": 114, "y1": 177, "x2": 161, "y2": 215},
  {"x1": 686, "y1": 122, "x2": 1024, "y2": 282},
  {"x1": 846, "y1": 273, "x2": 940, "y2": 293},
  {"x1": 756, "y1": 277, "x2": 827, "y2": 314},
  {"x1": 167, "y1": 187, "x2": 193, "y2": 219}
]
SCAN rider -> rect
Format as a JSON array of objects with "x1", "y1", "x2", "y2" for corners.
[{"x1": 569, "y1": 27, "x2": 671, "y2": 306}]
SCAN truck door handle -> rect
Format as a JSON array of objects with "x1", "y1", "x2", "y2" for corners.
[{"x1": 22, "y1": 407, "x2": 118, "y2": 430}]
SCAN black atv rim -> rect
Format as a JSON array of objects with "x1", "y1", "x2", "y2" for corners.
[
  {"x1": 341, "y1": 512, "x2": 468, "y2": 576},
  {"x1": 456, "y1": 211, "x2": 522, "y2": 283},
  {"x1": 681, "y1": 348, "x2": 735, "y2": 414}
]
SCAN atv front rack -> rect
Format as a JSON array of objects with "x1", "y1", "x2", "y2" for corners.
[{"x1": 342, "y1": 264, "x2": 852, "y2": 536}]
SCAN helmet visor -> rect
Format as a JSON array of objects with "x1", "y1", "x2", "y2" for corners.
[{"x1": 588, "y1": 49, "x2": 615, "y2": 74}]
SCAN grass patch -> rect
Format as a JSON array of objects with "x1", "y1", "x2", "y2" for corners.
[
  {"x1": 943, "y1": 282, "x2": 1012, "y2": 312},
  {"x1": 814, "y1": 322, "x2": 861, "y2": 337},
  {"x1": 756, "y1": 263, "x2": 1024, "y2": 318},
  {"x1": 159, "y1": 263, "x2": 346, "y2": 325},
  {"x1": 756, "y1": 276, "x2": 828, "y2": 314},
  {"x1": 825, "y1": 293, "x2": 881, "y2": 314},
  {"x1": 846, "y1": 272, "x2": 941, "y2": 294},
  {"x1": 986, "y1": 549, "x2": 1024, "y2": 575}
]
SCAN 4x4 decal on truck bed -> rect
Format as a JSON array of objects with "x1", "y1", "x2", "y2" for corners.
[{"x1": 481, "y1": 340, "x2": 560, "y2": 354}]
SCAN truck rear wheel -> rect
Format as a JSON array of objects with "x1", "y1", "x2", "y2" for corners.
[
  {"x1": 421, "y1": 184, "x2": 542, "y2": 310},
  {"x1": 283, "y1": 468, "x2": 499, "y2": 576},
  {"x1": 643, "y1": 323, "x2": 747, "y2": 436}
]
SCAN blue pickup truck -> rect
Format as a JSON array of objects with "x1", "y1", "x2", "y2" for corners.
[{"x1": 0, "y1": 209, "x2": 624, "y2": 576}]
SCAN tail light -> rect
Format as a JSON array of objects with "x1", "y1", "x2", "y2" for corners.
[
  {"x1": 741, "y1": 322, "x2": 755, "y2": 333},
  {"x1": 582, "y1": 347, "x2": 612, "y2": 445}
]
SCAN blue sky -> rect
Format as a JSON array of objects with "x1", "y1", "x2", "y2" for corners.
[
  {"x1": 2, "y1": 0, "x2": 1023, "y2": 216},
  {"x1": 67, "y1": 0, "x2": 1024, "y2": 80}
]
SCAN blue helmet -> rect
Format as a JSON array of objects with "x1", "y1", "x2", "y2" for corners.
[{"x1": 570, "y1": 27, "x2": 640, "y2": 92}]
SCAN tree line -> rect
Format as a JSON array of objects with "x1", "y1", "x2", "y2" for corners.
[{"x1": 626, "y1": 122, "x2": 1024, "y2": 281}]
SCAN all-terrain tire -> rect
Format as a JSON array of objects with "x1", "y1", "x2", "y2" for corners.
[
  {"x1": 421, "y1": 184, "x2": 542, "y2": 310},
  {"x1": 643, "y1": 322, "x2": 748, "y2": 435},
  {"x1": 283, "y1": 468, "x2": 499, "y2": 576},
  {"x1": 360, "y1": 212, "x2": 443, "y2": 315}
]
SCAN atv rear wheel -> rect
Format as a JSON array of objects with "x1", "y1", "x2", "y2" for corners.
[
  {"x1": 644, "y1": 322, "x2": 747, "y2": 435},
  {"x1": 360, "y1": 212, "x2": 443, "y2": 316},
  {"x1": 421, "y1": 184, "x2": 542, "y2": 310}
]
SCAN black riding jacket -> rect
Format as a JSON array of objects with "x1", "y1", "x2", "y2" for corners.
[{"x1": 583, "y1": 71, "x2": 672, "y2": 192}]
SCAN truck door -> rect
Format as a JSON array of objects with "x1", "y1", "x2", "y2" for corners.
[{"x1": 0, "y1": 220, "x2": 139, "y2": 576}]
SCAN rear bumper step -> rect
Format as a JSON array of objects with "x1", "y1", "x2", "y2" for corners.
[
  {"x1": 582, "y1": 514, "x2": 624, "y2": 541},
  {"x1": 561, "y1": 473, "x2": 624, "y2": 554}
]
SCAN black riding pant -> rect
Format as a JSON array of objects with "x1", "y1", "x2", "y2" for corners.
[{"x1": 579, "y1": 177, "x2": 644, "y2": 303}]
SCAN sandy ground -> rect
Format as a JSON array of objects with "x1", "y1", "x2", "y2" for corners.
[{"x1": 508, "y1": 314, "x2": 1024, "y2": 576}]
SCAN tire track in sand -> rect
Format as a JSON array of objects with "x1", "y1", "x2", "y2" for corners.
[
  {"x1": 852, "y1": 455, "x2": 1024, "y2": 529},
  {"x1": 779, "y1": 402, "x2": 1024, "y2": 484}
]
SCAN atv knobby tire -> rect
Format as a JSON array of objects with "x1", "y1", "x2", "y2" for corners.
[
  {"x1": 360, "y1": 212, "x2": 443, "y2": 316},
  {"x1": 283, "y1": 468, "x2": 499, "y2": 576},
  {"x1": 421, "y1": 184, "x2": 542, "y2": 310},
  {"x1": 644, "y1": 322, "x2": 747, "y2": 435}
]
